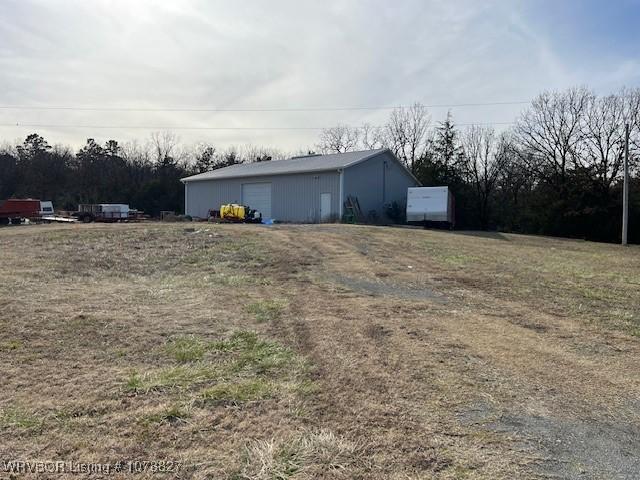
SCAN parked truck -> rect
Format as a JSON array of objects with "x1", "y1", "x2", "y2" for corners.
[
  {"x1": 0, "y1": 199, "x2": 54, "y2": 225},
  {"x1": 406, "y1": 186, "x2": 455, "y2": 228}
]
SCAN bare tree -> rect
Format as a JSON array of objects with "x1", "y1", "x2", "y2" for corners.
[
  {"x1": 515, "y1": 87, "x2": 591, "y2": 186},
  {"x1": 317, "y1": 124, "x2": 360, "y2": 153},
  {"x1": 150, "y1": 131, "x2": 174, "y2": 163},
  {"x1": 623, "y1": 87, "x2": 640, "y2": 170},
  {"x1": 219, "y1": 146, "x2": 241, "y2": 166},
  {"x1": 240, "y1": 144, "x2": 287, "y2": 163},
  {"x1": 581, "y1": 93, "x2": 627, "y2": 190},
  {"x1": 496, "y1": 139, "x2": 532, "y2": 216},
  {"x1": 462, "y1": 125, "x2": 509, "y2": 229},
  {"x1": 360, "y1": 123, "x2": 386, "y2": 150},
  {"x1": 0, "y1": 140, "x2": 18, "y2": 156},
  {"x1": 384, "y1": 103, "x2": 430, "y2": 173},
  {"x1": 121, "y1": 139, "x2": 151, "y2": 167}
]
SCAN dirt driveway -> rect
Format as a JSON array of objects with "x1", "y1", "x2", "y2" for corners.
[{"x1": 261, "y1": 225, "x2": 640, "y2": 479}]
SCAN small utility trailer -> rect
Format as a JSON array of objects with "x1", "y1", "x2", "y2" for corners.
[{"x1": 74, "y1": 204, "x2": 132, "y2": 223}]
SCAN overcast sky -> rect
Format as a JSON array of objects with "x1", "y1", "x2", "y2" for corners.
[{"x1": 1, "y1": 0, "x2": 639, "y2": 152}]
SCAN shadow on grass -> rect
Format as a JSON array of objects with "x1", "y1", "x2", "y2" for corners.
[{"x1": 452, "y1": 231, "x2": 511, "y2": 241}]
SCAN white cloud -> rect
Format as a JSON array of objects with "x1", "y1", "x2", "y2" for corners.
[{"x1": 0, "y1": 0, "x2": 637, "y2": 150}]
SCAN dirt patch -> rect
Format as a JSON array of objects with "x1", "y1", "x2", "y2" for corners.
[
  {"x1": 363, "y1": 324, "x2": 392, "y2": 342},
  {"x1": 508, "y1": 318, "x2": 550, "y2": 333},
  {"x1": 327, "y1": 273, "x2": 448, "y2": 303},
  {"x1": 460, "y1": 401, "x2": 640, "y2": 479}
]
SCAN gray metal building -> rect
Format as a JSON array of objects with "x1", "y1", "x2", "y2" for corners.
[{"x1": 181, "y1": 149, "x2": 419, "y2": 222}]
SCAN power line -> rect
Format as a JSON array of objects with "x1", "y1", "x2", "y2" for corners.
[
  {"x1": 0, "y1": 123, "x2": 340, "y2": 130},
  {"x1": 0, "y1": 100, "x2": 530, "y2": 113},
  {"x1": 0, "y1": 121, "x2": 516, "y2": 131},
  {"x1": 444, "y1": 122, "x2": 516, "y2": 127}
]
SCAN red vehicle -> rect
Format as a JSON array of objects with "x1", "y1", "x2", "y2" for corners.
[{"x1": 0, "y1": 199, "x2": 54, "y2": 225}]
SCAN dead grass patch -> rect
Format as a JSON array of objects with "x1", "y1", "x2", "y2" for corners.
[
  {"x1": 237, "y1": 430, "x2": 359, "y2": 480},
  {"x1": 411, "y1": 231, "x2": 640, "y2": 333}
]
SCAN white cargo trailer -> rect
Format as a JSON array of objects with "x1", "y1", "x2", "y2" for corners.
[{"x1": 406, "y1": 186, "x2": 455, "y2": 226}]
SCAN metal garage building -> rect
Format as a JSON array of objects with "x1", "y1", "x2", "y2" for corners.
[{"x1": 181, "y1": 148, "x2": 419, "y2": 222}]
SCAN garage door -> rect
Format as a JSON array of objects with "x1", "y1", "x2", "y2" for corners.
[{"x1": 242, "y1": 182, "x2": 272, "y2": 219}]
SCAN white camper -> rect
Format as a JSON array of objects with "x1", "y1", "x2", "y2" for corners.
[{"x1": 406, "y1": 186, "x2": 455, "y2": 226}]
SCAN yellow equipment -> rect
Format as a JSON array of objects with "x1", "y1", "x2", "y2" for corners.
[{"x1": 220, "y1": 204, "x2": 246, "y2": 222}]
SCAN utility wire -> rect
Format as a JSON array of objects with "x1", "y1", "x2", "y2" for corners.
[
  {"x1": 0, "y1": 101, "x2": 530, "y2": 113},
  {"x1": 0, "y1": 121, "x2": 516, "y2": 130}
]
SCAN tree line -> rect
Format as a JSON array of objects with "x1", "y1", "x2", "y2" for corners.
[
  {"x1": 0, "y1": 86, "x2": 638, "y2": 243},
  {"x1": 0, "y1": 131, "x2": 286, "y2": 217},
  {"x1": 317, "y1": 86, "x2": 640, "y2": 243}
]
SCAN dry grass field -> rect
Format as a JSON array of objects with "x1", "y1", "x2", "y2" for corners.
[{"x1": 1, "y1": 223, "x2": 639, "y2": 479}]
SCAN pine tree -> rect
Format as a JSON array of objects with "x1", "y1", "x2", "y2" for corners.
[
  {"x1": 194, "y1": 146, "x2": 216, "y2": 173},
  {"x1": 432, "y1": 111, "x2": 464, "y2": 180},
  {"x1": 414, "y1": 112, "x2": 465, "y2": 186}
]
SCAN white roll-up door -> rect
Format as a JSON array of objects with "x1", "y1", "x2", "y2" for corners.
[{"x1": 241, "y1": 182, "x2": 272, "y2": 219}]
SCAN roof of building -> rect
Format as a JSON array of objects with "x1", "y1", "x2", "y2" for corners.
[{"x1": 181, "y1": 148, "x2": 390, "y2": 182}]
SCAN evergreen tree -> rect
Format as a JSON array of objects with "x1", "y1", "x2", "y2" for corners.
[
  {"x1": 193, "y1": 146, "x2": 216, "y2": 173},
  {"x1": 431, "y1": 112, "x2": 465, "y2": 182}
]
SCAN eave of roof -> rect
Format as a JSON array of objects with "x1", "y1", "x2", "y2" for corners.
[{"x1": 182, "y1": 166, "x2": 339, "y2": 182}]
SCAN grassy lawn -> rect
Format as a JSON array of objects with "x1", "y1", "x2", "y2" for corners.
[{"x1": 0, "y1": 223, "x2": 638, "y2": 479}]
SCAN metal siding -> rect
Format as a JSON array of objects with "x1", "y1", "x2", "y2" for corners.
[
  {"x1": 343, "y1": 154, "x2": 383, "y2": 218},
  {"x1": 383, "y1": 153, "x2": 421, "y2": 207},
  {"x1": 184, "y1": 182, "x2": 188, "y2": 214},
  {"x1": 342, "y1": 151, "x2": 418, "y2": 220},
  {"x1": 185, "y1": 171, "x2": 340, "y2": 222}
]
